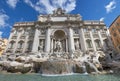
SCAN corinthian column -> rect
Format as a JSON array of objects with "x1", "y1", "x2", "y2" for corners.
[
  {"x1": 79, "y1": 28, "x2": 87, "y2": 52},
  {"x1": 13, "y1": 30, "x2": 22, "y2": 53},
  {"x1": 4, "y1": 30, "x2": 14, "y2": 53},
  {"x1": 45, "y1": 27, "x2": 51, "y2": 53},
  {"x1": 90, "y1": 31, "x2": 97, "y2": 51},
  {"x1": 68, "y1": 27, "x2": 75, "y2": 54},
  {"x1": 98, "y1": 30, "x2": 105, "y2": 50},
  {"x1": 32, "y1": 27, "x2": 39, "y2": 53}
]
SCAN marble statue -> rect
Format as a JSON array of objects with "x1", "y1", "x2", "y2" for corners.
[
  {"x1": 75, "y1": 40, "x2": 80, "y2": 50},
  {"x1": 55, "y1": 40, "x2": 62, "y2": 52},
  {"x1": 39, "y1": 40, "x2": 44, "y2": 52}
]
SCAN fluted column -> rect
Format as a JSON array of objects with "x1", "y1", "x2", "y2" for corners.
[
  {"x1": 22, "y1": 35, "x2": 29, "y2": 53},
  {"x1": 45, "y1": 27, "x2": 51, "y2": 53},
  {"x1": 98, "y1": 31, "x2": 104, "y2": 50},
  {"x1": 32, "y1": 28, "x2": 39, "y2": 53},
  {"x1": 90, "y1": 31, "x2": 96, "y2": 51},
  {"x1": 79, "y1": 28, "x2": 87, "y2": 52},
  {"x1": 4, "y1": 31, "x2": 14, "y2": 53},
  {"x1": 13, "y1": 30, "x2": 22, "y2": 53},
  {"x1": 68, "y1": 27, "x2": 75, "y2": 54}
]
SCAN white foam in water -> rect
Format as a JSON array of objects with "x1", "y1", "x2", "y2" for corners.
[{"x1": 41, "y1": 73, "x2": 88, "y2": 77}]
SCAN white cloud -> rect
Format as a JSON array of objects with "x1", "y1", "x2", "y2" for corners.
[
  {"x1": 105, "y1": 0, "x2": 116, "y2": 13},
  {"x1": 24, "y1": 0, "x2": 45, "y2": 13},
  {"x1": 6, "y1": 0, "x2": 19, "y2": 8},
  {"x1": 0, "y1": 31, "x2": 3, "y2": 38},
  {"x1": 24, "y1": 0, "x2": 76, "y2": 14},
  {"x1": 100, "y1": 17, "x2": 105, "y2": 21},
  {"x1": 0, "y1": 10, "x2": 9, "y2": 27}
]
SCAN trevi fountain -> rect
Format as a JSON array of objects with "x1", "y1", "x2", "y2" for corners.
[{"x1": 0, "y1": 8, "x2": 120, "y2": 81}]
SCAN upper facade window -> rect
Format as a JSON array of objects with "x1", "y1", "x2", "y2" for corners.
[
  {"x1": 112, "y1": 28, "x2": 114, "y2": 31},
  {"x1": 40, "y1": 29, "x2": 46, "y2": 35},
  {"x1": 28, "y1": 29, "x2": 34, "y2": 35},
  {"x1": 73, "y1": 29, "x2": 79, "y2": 34},
  {"x1": 9, "y1": 41, "x2": 15, "y2": 49},
  {"x1": 118, "y1": 29, "x2": 120, "y2": 32},
  {"x1": 101, "y1": 28, "x2": 106, "y2": 33},
  {"x1": 13, "y1": 30, "x2": 18, "y2": 35},
  {"x1": 113, "y1": 33, "x2": 117, "y2": 37},
  {"x1": 92, "y1": 28, "x2": 97, "y2": 33},
  {"x1": 23, "y1": 29, "x2": 28, "y2": 35},
  {"x1": 83, "y1": 28, "x2": 88, "y2": 32},
  {"x1": 18, "y1": 41, "x2": 24, "y2": 49},
  {"x1": 115, "y1": 22, "x2": 120, "y2": 26}
]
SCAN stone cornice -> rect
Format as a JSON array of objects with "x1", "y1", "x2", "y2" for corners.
[{"x1": 14, "y1": 22, "x2": 35, "y2": 27}]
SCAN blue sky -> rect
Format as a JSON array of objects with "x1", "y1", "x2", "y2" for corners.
[{"x1": 0, "y1": 0, "x2": 120, "y2": 38}]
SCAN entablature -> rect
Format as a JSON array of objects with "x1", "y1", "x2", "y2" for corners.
[
  {"x1": 13, "y1": 22, "x2": 35, "y2": 27},
  {"x1": 83, "y1": 21, "x2": 105, "y2": 25}
]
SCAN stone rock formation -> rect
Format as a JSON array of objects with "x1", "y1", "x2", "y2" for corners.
[{"x1": 0, "y1": 50, "x2": 119, "y2": 74}]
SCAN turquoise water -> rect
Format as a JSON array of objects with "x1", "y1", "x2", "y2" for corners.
[{"x1": 0, "y1": 73, "x2": 120, "y2": 81}]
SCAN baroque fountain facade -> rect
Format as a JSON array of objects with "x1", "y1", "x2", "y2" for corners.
[{"x1": 0, "y1": 8, "x2": 116, "y2": 74}]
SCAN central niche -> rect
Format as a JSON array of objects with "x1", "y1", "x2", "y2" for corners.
[
  {"x1": 54, "y1": 30, "x2": 65, "y2": 40},
  {"x1": 53, "y1": 30, "x2": 66, "y2": 52}
]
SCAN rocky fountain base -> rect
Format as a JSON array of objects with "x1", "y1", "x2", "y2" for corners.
[{"x1": 0, "y1": 50, "x2": 119, "y2": 74}]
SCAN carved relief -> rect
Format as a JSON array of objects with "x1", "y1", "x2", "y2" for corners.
[{"x1": 40, "y1": 29, "x2": 46, "y2": 35}]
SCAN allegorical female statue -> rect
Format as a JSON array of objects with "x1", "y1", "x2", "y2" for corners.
[{"x1": 75, "y1": 40, "x2": 79, "y2": 50}]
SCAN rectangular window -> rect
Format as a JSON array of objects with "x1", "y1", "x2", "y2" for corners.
[
  {"x1": 118, "y1": 46, "x2": 120, "y2": 49},
  {"x1": 83, "y1": 28, "x2": 88, "y2": 32},
  {"x1": 116, "y1": 22, "x2": 119, "y2": 26},
  {"x1": 112, "y1": 28, "x2": 114, "y2": 31},
  {"x1": 92, "y1": 28, "x2": 97, "y2": 33},
  {"x1": 118, "y1": 29, "x2": 120, "y2": 32},
  {"x1": 113, "y1": 33, "x2": 117, "y2": 37},
  {"x1": 14, "y1": 30, "x2": 17, "y2": 35},
  {"x1": 73, "y1": 29, "x2": 79, "y2": 34}
]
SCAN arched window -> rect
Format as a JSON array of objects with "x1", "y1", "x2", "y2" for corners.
[
  {"x1": 9, "y1": 41, "x2": 15, "y2": 48},
  {"x1": 95, "y1": 39, "x2": 101, "y2": 48},
  {"x1": 18, "y1": 41, "x2": 24, "y2": 49},
  {"x1": 86, "y1": 39, "x2": 92, "y2": 48}
]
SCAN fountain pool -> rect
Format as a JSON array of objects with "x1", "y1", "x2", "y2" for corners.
[{"x1": 0, "y1": 73, "x2": 120, "y2": 81}]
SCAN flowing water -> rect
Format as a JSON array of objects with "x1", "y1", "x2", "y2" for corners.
[{"x1": 0, "y1": 73, "x2": 120, "y2": 81}]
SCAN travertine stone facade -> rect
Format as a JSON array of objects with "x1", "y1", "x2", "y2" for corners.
[{"x1": 5, "y1": 8, "x2": 111, "y2": 56}]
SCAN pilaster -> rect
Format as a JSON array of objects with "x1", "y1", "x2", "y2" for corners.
[
  {"x1": 66, "y1": 38, "x2": 68, "y2": 52},
  {"x1": 51, "y1": 38, "x2": 53, "y2": 53}
]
